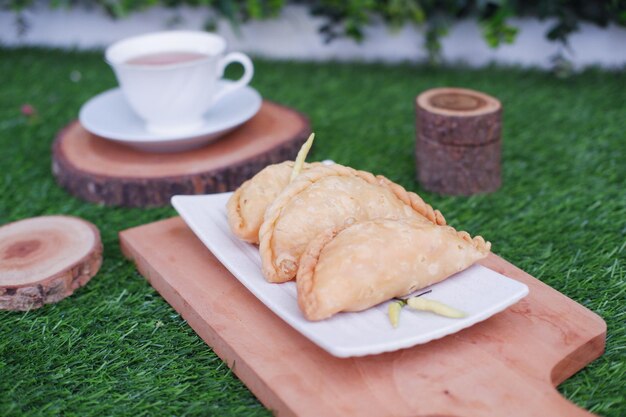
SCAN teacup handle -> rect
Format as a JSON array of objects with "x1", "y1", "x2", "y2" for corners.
[{"x1": 214, "y1": 52, "x2": 254, "y2": 103}]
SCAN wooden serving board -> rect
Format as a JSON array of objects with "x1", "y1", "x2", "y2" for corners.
[
  {"x1": 52, "y1": 101, "x2": 310, "y2": 207},
  {"x1": 120, "y1": 217, "x2": 606, "y2": 417}
]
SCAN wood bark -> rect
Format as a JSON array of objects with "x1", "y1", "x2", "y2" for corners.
[
  {"x1": 0, "y1": 216, "x2": 102, "y2": 311},
  {"x1": 52, "y1": 101, "x2": 311, "y2": 207},
  {"x1": 415, "y1": 87, "x2": 502, "y2": 195}
]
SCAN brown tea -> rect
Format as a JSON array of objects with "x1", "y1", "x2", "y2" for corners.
[{"x1": 125, "y1": 51, "x2": 208, "y2": 66}]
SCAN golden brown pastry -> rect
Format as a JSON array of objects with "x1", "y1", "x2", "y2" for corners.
[
  {"x1": 259, "y1": 164, "x2": 446, "y2": 283},
  {"x1": 297, "y1": 218, "x2": 490, "y2": 321},
  {"x1": 226, "y1": 161, "x2": 321, "y2": 243}
]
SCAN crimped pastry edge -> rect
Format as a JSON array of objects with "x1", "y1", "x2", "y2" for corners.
[
  {"x1": 259, "y1": 163, "x2": 448, "y2": 283},
  {"x1": 226, "y1": 161, "x2": 296, "y2": 244},
  {"x1": 296, "y1": 218, "x2": 491, "y2": 321},
  {"x1": 226, "y1": 181, "x2": 256, "y2": 243},
  {"x1": 296, "y1": 225, "x2": 342, "y2": 321}
]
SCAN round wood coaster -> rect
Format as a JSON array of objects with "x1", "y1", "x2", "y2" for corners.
[
  {"x1": 52, "y1": 101, "x2": 311, "y2": 207},
  {"x1": 0, "y1": 216, "x2": 102, "y2": 311},
  {"x1": 415, "y1": 88, "x2": 502, "y2": 195}
]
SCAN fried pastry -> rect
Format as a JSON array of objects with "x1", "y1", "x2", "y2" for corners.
[
  {"x1": 259, "y1": 164, "x2": 446, "y2": 283},
  {"x1": 297, "y1": 218, "x2": 490, "y2": 321},
  {"x1": 226, "y1": 161, "x2": 321, "y2": 243}
]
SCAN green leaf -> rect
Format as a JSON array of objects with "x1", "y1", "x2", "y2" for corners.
[{"x1": 245, "y1": 0, "x2": 262, "y2": 19}]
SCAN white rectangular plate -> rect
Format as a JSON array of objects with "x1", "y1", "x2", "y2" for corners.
[{"x1": 172, "y1": 193, "x2": 529, "y2": 358}]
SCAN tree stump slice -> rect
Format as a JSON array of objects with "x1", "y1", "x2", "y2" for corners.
[
  {"x1": 415, "y1": 87, "x2": 502, "y2": 195},
  {"x1": 0, "y1": 216, "x2": 102, "y2": 311},
  {"x1": 52, "y1": 100, "x2": 311, "y2": 207}
]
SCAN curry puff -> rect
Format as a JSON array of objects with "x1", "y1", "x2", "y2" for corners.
[
  {"x1": 226, "y1": 161, "x2": 321, "y2": 243},
  {"x1": 259, "y1": 164, "x2": 446, "y2": 283},
  {"x1": 297, "y1": 218, "x2": 491, "y2": 321}
]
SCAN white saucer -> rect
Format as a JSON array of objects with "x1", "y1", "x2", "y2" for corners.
[{"x1": 79, "y1": 80, "x2": 262, "y2": 153}]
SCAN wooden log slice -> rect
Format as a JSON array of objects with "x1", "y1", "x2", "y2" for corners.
[
  {"x1": 0, "y1": 216, "x2": 102, "y2": 311},
  {"x1": 415, "y1": 87, "x2": 502, "y2": 195},
  {"x1": 416, "y1": 87, "x2": 502, "y2": 146},
  {"x1": 52, "y1": 101, "x2": 311, "y2": 207},
  {"x1": 417, "y1": 138, "x2": 502, "y2": 196}
]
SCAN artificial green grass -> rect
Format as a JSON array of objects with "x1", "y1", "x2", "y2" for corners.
[{"x1": 0, "y1": 47, "x2": 624, "y2": 416}]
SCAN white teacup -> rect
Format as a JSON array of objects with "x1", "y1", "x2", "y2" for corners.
[{"x1": 105, "y1": 31, "x2": 254, "y2": 135}]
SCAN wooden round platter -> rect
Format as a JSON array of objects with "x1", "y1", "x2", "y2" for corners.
[
  {"x1": 52, "y1": 101, "x2": 311, "y2": 207},
  {"x1": 0, "y1": 215, "x2": 102, "y2": 311}
]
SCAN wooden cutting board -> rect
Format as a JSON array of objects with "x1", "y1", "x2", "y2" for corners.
[{"x1": 120, "y1": 217, "x2": 606, "y2": 417}]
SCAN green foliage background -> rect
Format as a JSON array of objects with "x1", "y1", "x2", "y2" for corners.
[
  {"x1": 3, "y1": 0, "x2": 626, "y2": 62},
  {"x1": 0, "y1": 47, "x2": 624, "y2": 416}
]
